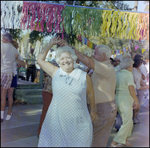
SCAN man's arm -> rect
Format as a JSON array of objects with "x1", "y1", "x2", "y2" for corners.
[
  {"x1": 74, "y1": 48, "x2": 95, "y2": 70},
  {"x1": 15, "y1": 54, "x2": 26, "y2": 68},
  {"x1": 86, "y1": 74, "x2": 96, "y2": 121},
  {"x1": 15, "y1": 52, "x2": 26, "y2": 68}
]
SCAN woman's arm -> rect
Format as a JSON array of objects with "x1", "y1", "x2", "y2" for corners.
[
  {"x1": 128, "y1": 85, "x2": 140, "y2": 110},
  {"x1": 37, "y1": 37, "x2": 61, "y2": 78},
  {"x1": 86, "y1": 74, "x2": 96, "y2": 121},
  {"x1": 15, "y1": 54, "x2": 25, "y2": 68},
  {"x1": 138, "y1": 85, "x2": 149, "y2": 90}
]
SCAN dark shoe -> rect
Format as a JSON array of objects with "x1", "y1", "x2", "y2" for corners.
[
  {"x1": 1, "y1": 118, "x2": 4, "y2": 122},
  {"x1": 133, "y1": 121, "x2": 140, "y2": 124}
]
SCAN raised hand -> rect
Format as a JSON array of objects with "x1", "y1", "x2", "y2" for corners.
[
  {"x1": 58, "y1": 39, "x2": 69, "y2": 47},
  {"x1": 49, "y1": 35, "x2": 62, "y2": 46}
]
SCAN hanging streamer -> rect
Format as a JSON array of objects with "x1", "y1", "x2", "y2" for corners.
[
  {"x1": 1, "y1": 1, "x2": 23, "y2": 29},
  {"x1": 20, "y1": 1, "x2": 65, "y2": 32},
  {"x1": 142, "y1": 48, "x2": 146, "y2": 54},
  {"x1": 135, "y1": 45, "x2": 139, "y2": 51}
]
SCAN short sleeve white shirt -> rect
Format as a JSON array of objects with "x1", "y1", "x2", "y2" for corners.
[{"x1": 1, "y1": 42, "x2": 20, "y2": 74}]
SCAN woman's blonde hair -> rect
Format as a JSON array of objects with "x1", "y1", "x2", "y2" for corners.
[{"x1": 55, "y1": 45, "x2": 78, "y2": 64}]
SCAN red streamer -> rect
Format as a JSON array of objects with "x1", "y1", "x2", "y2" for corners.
[{"x1": 20, "y1": 1, "x2": 65, "y2": 32}]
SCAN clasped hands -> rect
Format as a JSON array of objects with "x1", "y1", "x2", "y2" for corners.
[{"x1": 49, "y1": 35, "x2": 69, "y2": 47}]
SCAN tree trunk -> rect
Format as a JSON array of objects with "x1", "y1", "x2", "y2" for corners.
[{"x1": 133, "y1": 1, "x2": 138, "y2": 11}]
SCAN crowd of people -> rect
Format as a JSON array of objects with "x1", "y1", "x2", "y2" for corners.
[{"x1": 1, "y1": 33, "x2": 149, "y2": 147}]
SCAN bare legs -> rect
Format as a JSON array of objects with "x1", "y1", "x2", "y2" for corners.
[
  {"x1": 1, "y1": 86, "x2": 14, "y2": 118},
  {"x1": 1, "y1": 86, "x2": 7, "y2": 111},
  {"x1": 7, "y1": 87, "x2": 14, "y2": 115}
]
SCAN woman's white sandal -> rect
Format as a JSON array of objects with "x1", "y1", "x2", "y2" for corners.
[
  {"x1": 110, "y1": 143, "x2": 123, "y2": 147},
  {"x1": 6, "y1": 113, "x2": 12, "y2": 120}
]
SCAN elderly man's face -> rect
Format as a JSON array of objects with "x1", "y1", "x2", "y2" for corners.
[{"x1": 92, "y1": 47, "x2": 106, "y2": 62}]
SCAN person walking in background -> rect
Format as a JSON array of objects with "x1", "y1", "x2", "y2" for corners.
[
  {"x1": 58, "y1": 39, "x2": 117, "y2": 147},
  {"x1": 1, "y1": 33, "x2": 24, "y2": 122},
  {"x1": 132, "y1": 54, "x2": 149, "y2": 124},
  {"x1": 37, "y1": 37, "x2": 96, "y2": 147},
  {"x1": 25, "y1": 48, "x2": 36, "y2": 82},
  {"x1": 37, "y1": 60, "x2": 59, "y2": 137},
  {"x1": 6, "y1": 39, "x2": 25, "y2": 121},
  {"x1": 110, "y1": 53, "x2": 140, "y2": 147}
]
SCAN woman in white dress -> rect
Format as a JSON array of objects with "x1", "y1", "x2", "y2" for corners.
[{"x1": 37, "y1": 37, "x2": 96, "y2": 147}]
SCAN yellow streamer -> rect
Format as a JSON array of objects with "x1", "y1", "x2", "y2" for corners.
[
  {"x1": 128, "y1": 13, "x2": 138, "y2": 39},
  {"x1": 106, "y1": 10, "x2": 112, "y2": 37},
  {"x1": 124, "y1": 13, "x2": 130, "y2": 39},
  {"x1": 110, "y1": 10, "x2": 119, "y2": 37},
  {"x1": 136, "y1": 14, "x2": 143, "y2": 40},
  {"x1": 117, "y1": 12, "x2": 124, "y2": 38},
  {"x1": 120, "y1": 13, "x2": 127, "y2": 39},
  {"x1": 132, "y1": 13, "x2": 139, "y2": 40},
  {"x1": 101, "y1": 10, "x2": 108, "y2": 37},
  {"x1": 142, "y1": 48, "x2": 146, "y2": 54}
]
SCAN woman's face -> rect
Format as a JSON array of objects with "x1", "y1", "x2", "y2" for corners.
[{"x1": 59, "y1": 52, "x2": 74, "y2": 73}]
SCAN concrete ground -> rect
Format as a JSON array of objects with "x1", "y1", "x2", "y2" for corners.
[{"x1": 1, "y1": 103, "x2": 149, "y2": 147}]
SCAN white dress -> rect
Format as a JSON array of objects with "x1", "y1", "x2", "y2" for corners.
[{"x1": 38, "y1": 68, "x2": 93, "y2": 147}]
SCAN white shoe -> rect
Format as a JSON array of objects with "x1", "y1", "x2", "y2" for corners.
[
  {"x1": 1, "y1": 111, "x2": 4, "y2": 122},
  {"x1": 6, "y1": 113, "x2": 12, "y2": 120}
]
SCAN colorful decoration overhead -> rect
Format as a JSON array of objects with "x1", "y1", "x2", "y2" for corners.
[
  {"x1": 142, "y1": 48, "x2": 146, "y2": 54},
  {"x1": 135, "y1": 45, "x2": 139, "y2": 51},
  {"x1": 1, "y1": 1, "x2": 23, "y2": 29},
  {"x1": 20, "y1": 1, "x2": 65, "y2": 33},
  {"x1": 61, "y1": 7, "x2": 149, "y2": 41},
  {"x1": 1, "y1": 1, "x2": 149, "y2": 41},
  {"x1": 77, "y1": 34, "x2": 128, "y2": 56}
]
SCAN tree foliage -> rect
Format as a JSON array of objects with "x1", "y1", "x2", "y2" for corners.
[
  {"x1": 9, "y1": 29, "x2": 23, "y2": 41},
  {"x1": 144, "y1": 1, "x2": 149, "y2": 12},
  {"x1": 76, "y1": 1, "x2": 131, "y2": 10}
]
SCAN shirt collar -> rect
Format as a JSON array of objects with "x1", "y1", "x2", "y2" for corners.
[
  {"x1": 59, "y1": 67, "x2": 82, "y2": 80},
  {"x1": 101, "y1": 59, "x2": 111, "y2": 65},
  {"x1": 92, "y1": 57, "x2": 111, "y2": 66}
]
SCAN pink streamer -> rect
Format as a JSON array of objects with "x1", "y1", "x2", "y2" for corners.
[
  {"x1": 20, "y1": 2, "x2": 65, "y2": 33},
  {"x1": 46, "y1": 6, "x2": 54, "y2": 33},
  {"x1": 55, "y1": 6, "x2": 62, "y2": 33},
  {"x1": 135, "y1": 45, "x2": 139, "y2": 51},
  {"x1": 38, "y1": 4, "x2": 47, "y2": 32},
  {"x1": 61, "y1": 26, "x2": 64, "y2": 39},
  {"x1": 36, "y1": 4, "x2": 42, "y2": 31},
  {"x1": 20, "y1": 2, "x2": 29, "y2": 30},
  {"x1": 28, "y1": 3, "x2": 37, "y2": 30}
]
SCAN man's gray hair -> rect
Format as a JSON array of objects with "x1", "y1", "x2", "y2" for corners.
[
  {"x1": 96, "y1": 45, "x2": 111, "y2": 58},
  {"x1": 2, "y1": 33, "x2": 12, "y2": 42},
  {"x1": 55, "y1": 45, "x2": 78, "y2": 64},
  {"x1": 120, "y1": 53, "x2": 134, "y2": 70}
]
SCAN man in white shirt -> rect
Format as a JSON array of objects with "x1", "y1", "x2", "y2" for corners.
[
  {"x1": 25, "y1": 48, "x2": 36, "y2": 82},
  {"x1": 140, "y1": 62, "x2": 148, "y2": 84},
  {"x1": 1, "y1": 33, "x2": 23, "y2": 122}
]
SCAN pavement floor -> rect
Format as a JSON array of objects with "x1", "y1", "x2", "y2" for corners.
[{"x1": 1, "y1": 102, "x2": 149, "y2": 147}]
